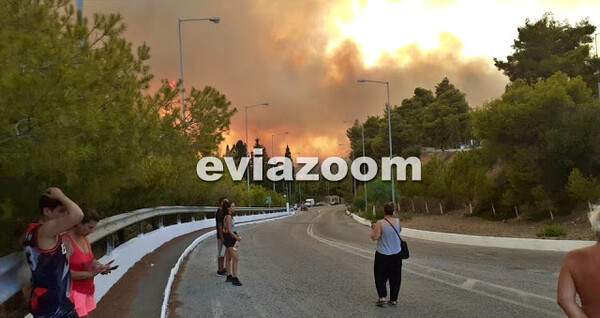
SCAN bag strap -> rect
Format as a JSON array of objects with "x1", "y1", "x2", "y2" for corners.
[{"x1": 383, "y1": 218, "x2": 402, "y2": 243}]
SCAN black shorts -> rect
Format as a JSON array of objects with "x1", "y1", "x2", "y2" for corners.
[{"x1": 224, "y1": 232, "x2": 237, "y2": 248}]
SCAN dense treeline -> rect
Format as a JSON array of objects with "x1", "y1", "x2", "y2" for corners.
[
  {"x1": 0, "y1": 0, "x2": 282, "y2": 256},
  {"x1": 348, "y1": 14, "x2": 600, "y2": 220}
]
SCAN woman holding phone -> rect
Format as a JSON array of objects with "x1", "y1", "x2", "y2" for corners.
[
  {"x1": 223, "y1": 201, "x2": 243, "y2": 286},
  {"x1": 63, "y1": 208, "x2": 114, "y2": 317}
]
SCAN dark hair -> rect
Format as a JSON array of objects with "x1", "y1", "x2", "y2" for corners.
[
  {"x1": 82, "y1": 208, "x2": 100, "y2": 224},
  {"x1": 222, "y1": 200, "x2": 232, "y2": 214},
  {"x1": 39, "y1": 195, "x2": 63, "y2": 215},
  {"x1": 383, "y1": 202, "x2": 395, "y2": 215},
  {"x1": 219, "y1": 197, "x2": 228, "y2": 207}
]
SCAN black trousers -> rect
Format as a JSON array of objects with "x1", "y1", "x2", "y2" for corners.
[{"x1": 374, "y1": 251, "x2": 403, "y2": 301}]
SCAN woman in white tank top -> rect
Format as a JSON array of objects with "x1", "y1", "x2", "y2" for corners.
[{"x1": 370, "y1": 202, "x2": 403, "y2": 307}]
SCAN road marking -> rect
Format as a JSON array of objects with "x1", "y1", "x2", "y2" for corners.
[
  {"x1": 306, "y1": 214, "x2": 561, "y2": 317},
  {"x1": 461, "y1": 278, "x2": 477, "y2": 289},
  {"x1": 211, "y1": 298, "x2": 223, "y2": 318}
]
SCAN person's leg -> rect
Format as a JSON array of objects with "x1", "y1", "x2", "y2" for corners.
[
  {"x1": 231, "y1": 248, "x2": 238, "y2": 277},
  {"x1": 217, "y1": 240, "x2": 225, "y2": 274},
  {"x1": 225, "y1": 248, "x2": 231, "y2": 275},
  {"x1": 389, "y1": 258, "x2": 402, "y2": 303},
  {"x1": 231, "y1": 248, "x2": 243, "y2": 286},
  {"x1": 373, "y1": 252, "x2": 387, "y2": 299}
]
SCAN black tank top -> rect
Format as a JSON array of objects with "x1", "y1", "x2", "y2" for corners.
[{"x1": 24, "y1": 223, "x2": 75, "y2": 317}]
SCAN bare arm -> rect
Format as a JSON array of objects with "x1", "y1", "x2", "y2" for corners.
[
  {"x1": 71, "y1": 267, "x2": 103, "y2": 280},
  {"x1": 557, "y1": 257, "x2": 587, "y2": 318},
  {"x1": 38, "y1": 188, "x2": 84, "y2": 239},
  {"x1": 371, "y1": 221, "x2": 381, "y2": 241}
]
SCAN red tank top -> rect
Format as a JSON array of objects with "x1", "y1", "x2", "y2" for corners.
[{"x1": 64, "y1": 234, "x2": 95, "y2": 295}]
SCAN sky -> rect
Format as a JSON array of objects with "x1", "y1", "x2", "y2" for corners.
[{"x1": 82, "y1": 0, "x2": 600, "y2": 159}]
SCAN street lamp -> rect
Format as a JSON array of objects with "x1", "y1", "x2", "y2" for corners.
[
  {"x1": 358, "y1": 78, "x2": 396, "y2": 209},
  {"x1": 245, "y1": 102, "x2": 269, "y2": 207},
  {"x1": 178, "y1": 16, "x2": 220, "y2": 126},
  {"x1": 271, "y1": 131, "x2": 289, "y2": 192}
]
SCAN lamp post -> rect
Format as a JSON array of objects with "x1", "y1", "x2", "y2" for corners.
[
  {"x1": 178, "y1": 16, "x2": 220, "y2": 126},
  {"x1": 358, "y1": 79, "x2": 396, "y2": 209},
  {"x1": 244, "y1": 102, "x2": 269, "y2": 207},
  {"x1": 271, "y1": 131, "x2": 289, "y2": 192}
]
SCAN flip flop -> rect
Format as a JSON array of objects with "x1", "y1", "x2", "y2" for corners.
[
  {"x1": 376, "y1": 299, "x2": 386, "y2": 307},
  {"x1": 388, "y1": 301, "x2": 397, "y2": 306}
]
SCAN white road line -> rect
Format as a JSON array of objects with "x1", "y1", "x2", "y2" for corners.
[
  {"x1": 306, "y1": 214, "x2": 561, "y2": 317},
  {"x1": 211, "y1": 298, "x2": 223, "y2": 318}
]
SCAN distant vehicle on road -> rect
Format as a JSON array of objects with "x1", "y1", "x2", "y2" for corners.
[{"x1": 305, "y1": 199, "x2": 315, "y2": 207}]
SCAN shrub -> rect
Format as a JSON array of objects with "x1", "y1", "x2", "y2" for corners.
[
  {"x1": 398, "y1": 213, "x2": 413, "y2": 221},
  {"x1": 536, "y1": 224, "x2": 566, "y2": 238}
]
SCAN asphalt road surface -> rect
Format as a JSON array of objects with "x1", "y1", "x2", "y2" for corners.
[{"x1": 172, "y1": 206, "x2": 566, "y2": 317}]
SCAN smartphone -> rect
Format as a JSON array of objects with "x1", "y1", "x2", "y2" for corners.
[
  {"x1": 101, "y1": 265, "x2": 118, "y2": 275},
  {"x1": 233, "y1": 241, "x2": 240, "y2": 250}
]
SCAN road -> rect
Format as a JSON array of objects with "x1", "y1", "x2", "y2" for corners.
[{"x1": 172, "y1": 206, "x2": 566, "y2": 317}]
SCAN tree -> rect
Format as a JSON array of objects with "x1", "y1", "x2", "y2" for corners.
[
  {"x1": 422, "y1": 157, "x2": 447, "y2": 214},
  {"x1": 0, "y1": 0, "x2": 238, "y2": 255},
  {"x1": 284, "y1": 144, "x2": 294, "y2": 196},
  {"x1": 185, "y1": 86, "x2": 237, "y2": 156},
  {"x1": 251, "y1": 138, "x2": 272, "y2": 190},
  {"x1": 494, "y1": 13, "x2": 600, "y2": 94},
  {"x1": 473, "y1": 73, "x2": 600, "y2": 216},
  {"x1": 421, "y1": 78, "x2": 472, "y2": 149},
  {"x1": 346, "y1": 116, "x2": 381, "y2": 159},
  {"x1": 531, "y1": 185, "x2": 556, "y2": 220},
  {"x1": 445, "y1": 151, "x2": 487, "y2": 214},
  {"x1": 567, "y1": 168, "x2": 600, "y2": 212},
  {"x1": 226, "y1": 140, "x2": 248, "y2": 166}
]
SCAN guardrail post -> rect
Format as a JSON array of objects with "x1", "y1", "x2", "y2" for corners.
[
  {"x1": 159, "y1": 216, "x2": 164, "y2": 228},
  {"x1": 191, "y1": 215, "x2": 195, "y2": 222},
  {"x1": 177, "y1": 214, "x2": 181, "y2": 224},
  {"x1": 137, "y1": 222, "x2": 143, "y2": 236},
  {"x1": 107, "y1": 234, "x2": 114, "y2": 254}
]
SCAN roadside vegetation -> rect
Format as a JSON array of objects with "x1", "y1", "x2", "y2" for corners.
[{"x1": 346, "y1": 13, "x2": 600, "y2": 226}]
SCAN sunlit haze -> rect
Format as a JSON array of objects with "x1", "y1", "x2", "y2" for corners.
[{"x1": 82, "y1": 0, "x2": 600, "y2": 159}]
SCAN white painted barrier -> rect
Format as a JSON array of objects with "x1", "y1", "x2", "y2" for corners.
[
  {"x1": 345, "y1": 211, "x2": 596, "y2": 252},
  {"x1": 95, "y1": 211, "x2": 291, "y2": 303}
]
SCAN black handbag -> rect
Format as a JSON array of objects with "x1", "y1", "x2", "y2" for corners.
[{"x1": 384, "y1": 218, "x2": 409, "y2": 260}]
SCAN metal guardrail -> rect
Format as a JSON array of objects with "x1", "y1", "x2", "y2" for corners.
[{"x1": 0, "y1": 205, "x2": 285, "y2": 305}]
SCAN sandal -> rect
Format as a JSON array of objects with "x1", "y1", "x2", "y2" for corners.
[
  {"x1": 376, "y1": 299, "x2": 386, "y2": 307},
  {"x1": 388, "y1": 300, "x2": 397, "y2": 306}
]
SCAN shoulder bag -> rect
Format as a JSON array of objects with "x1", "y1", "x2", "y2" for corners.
[{"x1": 384, "y1": 218, "x2": 409, "y2": 260}]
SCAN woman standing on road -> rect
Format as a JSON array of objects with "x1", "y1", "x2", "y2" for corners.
[
  {"x1": 370, "y1": 202, "x2": 403, "y2": 307},
  {"x1": 223, "y1": 201, "x2": 243, "y2": 286},
  {"x1": 63, "y1": 208, "x2": 114, "y2": 317}
]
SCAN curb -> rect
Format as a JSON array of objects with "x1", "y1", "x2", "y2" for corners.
[{"x1": 345, "y1": 211, "x2": 595, "y2": 252}]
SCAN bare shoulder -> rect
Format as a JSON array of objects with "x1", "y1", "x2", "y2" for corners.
[{"x1": 564, "y1": 246, "x2": 597, "y2": 265}]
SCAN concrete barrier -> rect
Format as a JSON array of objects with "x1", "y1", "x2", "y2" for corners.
[{"x1": 345, "y1": 211, "x2": 595, "y2": 252}]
